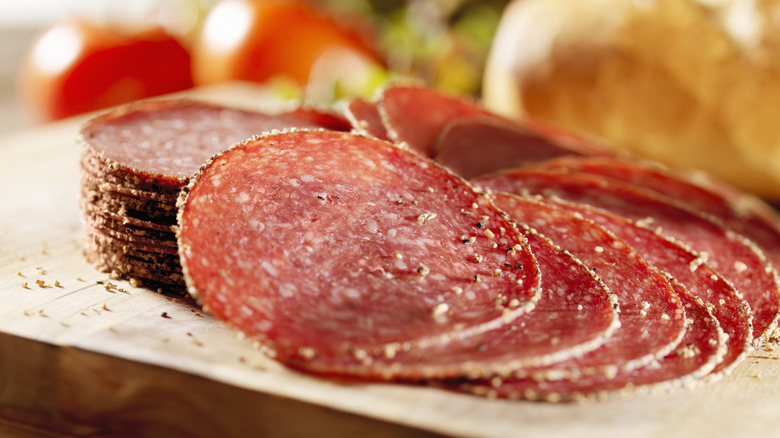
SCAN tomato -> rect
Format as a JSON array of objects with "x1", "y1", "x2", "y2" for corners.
[
  {"x1": 191, "y1": 0, "x2": 384, "y2": 87},
  {"x1": 17, "y1": 20, "x2": 193, "y2": 122}
]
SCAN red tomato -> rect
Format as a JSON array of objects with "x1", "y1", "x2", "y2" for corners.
[
  {"x1": 18, "y1": 20, "x2": 193, "y2": 122},
  {"x1": 191, "y1": 0, "x2": 383, "y2": 86}
]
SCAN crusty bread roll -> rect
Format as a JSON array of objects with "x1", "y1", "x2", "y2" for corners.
[{"x1": 484, "y1": 0, "x2": 780, "y2": 199}]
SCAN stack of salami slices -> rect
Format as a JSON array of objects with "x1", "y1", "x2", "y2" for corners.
[
  {"x1": 80, "y1": 84, "x2": 780, "y2": 401},
  {"x1": 79, "y1": 98, "x2": 347, "y2": 293}
]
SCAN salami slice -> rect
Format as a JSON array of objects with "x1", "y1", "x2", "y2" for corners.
[
  {"x1": 475, "y1": 170, "x2": 777, "y2": 345},
  {"x1": 379, "y1": 84, "x2": 494, "y2": 157},
  {"x1": 177, "y1": 130, "x2": 543, "y2": 375},
  {"x1": 491, "y1": 193, "x2": 687, "y2": 377},
  {"x1": 80, "y1": 99, "x2": 325, "y2": 185},
  {"x1": 312, "y1": 224, "x2": 620, "y2": 380},
  {"x1": 433, "y1": 115, "x2": 615, "y2": 179},
  {"x1": 540, "y1": 199, "x2": 753, "y2": 375},
  {"x1": 80, "y1": 99, "x2": 338, "y2": 292},
  {"x1": 81, "y1": 202, "x2": 174, "y2": 233},
  {"x1": 456, "y1": 280, "x2": 725, "y2": 401},
  {"x1": 530, "y1": 155, "x2": 780, "y2": 339},
  {"x1": 278, "y1": 104, "x2": 353, "y2": 132},
  {"x1": 341, "y1": 97, "x2": 389, "y2": 141}
]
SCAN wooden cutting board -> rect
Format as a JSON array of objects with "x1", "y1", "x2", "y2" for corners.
[{"x1": 2, "y1": 83, "x2": 780, "y2": 438}]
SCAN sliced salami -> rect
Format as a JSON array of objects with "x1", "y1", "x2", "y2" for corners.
[
  {"x1": 313, "y1": 224, "x2": 620, "y2": 380},
  {"x1": 178, "y1": 130, "x2": 543, "y2": 375},
  {"x1": 81, "y1": 202, "x2": 174, "y2": 233},
  {"x1": 278, "y1": 104, "x2": 353, "y2": 132},
  {"x1": 530, "y1": 155, "x2": 780, "y2": 338},
  {"x1": 456, "y1": 280, "x2": 725, "y2": 401},
  {"x1": 80, "y1": 98, "x2": 325, "y2": 185},
  {"x1": 379, "y1": 84, "x2": 494, "y2": 156},
  {"x1": 341, "y1": 97, "x2": 389, "y2": 141},
  {"x1": 542, "y1": 199, "x2": 753, "y2": 375},
  {"x1": 433, "y1": 115, "x2": 615, "y2": 179},
  {"x1": 80, "y1": 98, "x2": 338, "y2": 292},
  {"x1": 475, "y1": 169, "x2": 777, "y2": 345},
  {"x1": 491, "y1": 193, "x2": 687, "y2": 377}
]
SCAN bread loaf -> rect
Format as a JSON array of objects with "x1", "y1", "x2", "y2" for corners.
[{"x1": 484, "y1": 0, "x2": 780, "y2": 199}]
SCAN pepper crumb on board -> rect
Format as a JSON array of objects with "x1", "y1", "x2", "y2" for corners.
[
  {"x1": 187, "y1": 332, "x2": 204, "y2": 346},
  {"x1": 161, "y1": 312, "x2": 171, "y2": 319}
]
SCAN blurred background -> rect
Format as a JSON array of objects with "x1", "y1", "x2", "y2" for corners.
[
  {"x1": 3, "y1": 0, "x2": 779, "y2": 198},
  {"x1": 0, "y1": 0, "x2": 509, "y2": 134}
]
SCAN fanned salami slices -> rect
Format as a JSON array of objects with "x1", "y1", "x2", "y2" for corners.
[
  {"x1": 177, "y1": 130, "x2": 544, "y2": 373},
  {"x1": 457, "y1": 280, "x2": 724, "y2": 402},
  {"x1": 77, "y1": 83, "x2": 780, "y2": 402},
  {"x1": 474, "y1": 170, "x2": 779, "y2": 345},
  {"x1": 376, "y1": 83, "x2": 614, "y2": 170},
  {"x1": 531, "y1": 156, "x2": 780, "y2": 335},
  {"x1": 542, "y1": 199, "x2": 753, "y2": 375},
  {"x1": 491, "y1": 194, "x2": 687, "y2": 378},
  {"x1": 79, "y1": 99, "x2": 337, "y2": 292},
  {"x1": 342, "y1": 225, "x2": 620, "y2": 380},
  {"x1": 433, "y1": 115, "x2": 615, "y2": 179},
  {"x1": 379, "y1": 84, "x2": 494, "y2": 156}
]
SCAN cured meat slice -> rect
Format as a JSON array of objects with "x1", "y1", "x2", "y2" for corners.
[
  {"x1": 81, "y1": 184, "x2": 178, "y2": 223},
  {"x1": 308, "y1": 225, "x2": 619, "y2": 379},
  {"x1": 543, "y1": 199, "x2": 752, "y2": 375},
  {"x1": 278, "y1": 105, "x2": 353, "y2": 132},
  {"x1": 475, "y1": 170, "x2": 777, "y2": 345},
  {"x1": 531, "y1": 156, "x2": 780, "y2": 332},
  {"x1": 85, "y1": 223, "x2": 179, "y2": 256},
  {"x1": 80, "y1": 98, "x2": 336, "y2": 292},
  {"x1": 491, "y1": 193, "x2": 687, "y2": 377},
  {"x1": 457, "y1": 280, "x2": 725, "y2": 401},
  {"x1": 84, "y1": 231, "x2": 184, "y2": 291},
  {"x1": 379, "y1": 83, "x2": 616, "y2": 163},
  {"x1": 81, "y1": 203, "x2": 174, "y2": 233},
  {"x1": 340, "y1": 97, "x2": 389, "y2": 141},
  {"x1": 80, "y1": 98, "x2": 325, "y2": 186},
  {"x1": 433, "y1": 115, "x2": 616, "y2": 179},
  {"x1": 379, "y1": 84, "x2": 494, "y2": 156},
  {"x1": 178, "y1": 130, "x2": 543, "y2": 374},
  {"x1": 84, "y1": 213, "x2": 177, "y2": 243}
]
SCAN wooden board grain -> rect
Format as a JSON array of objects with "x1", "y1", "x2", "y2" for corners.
[{"x1": 2, "y1": 83, "x2": 780, "y2": 438}]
